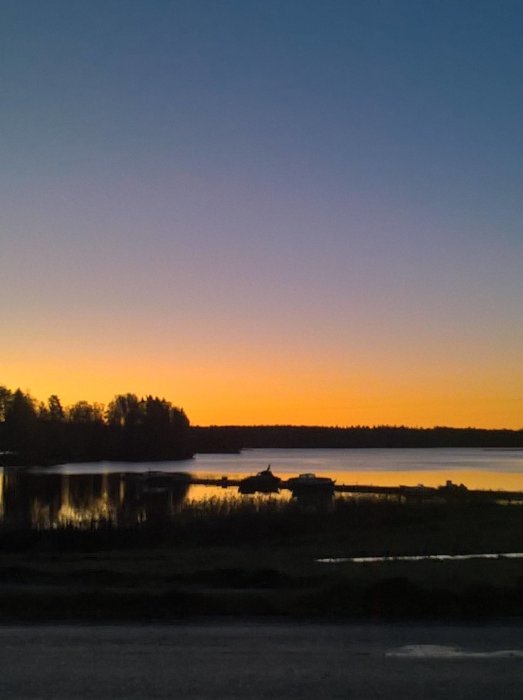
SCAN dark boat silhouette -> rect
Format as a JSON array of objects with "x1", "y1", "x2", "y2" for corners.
[
  {"x1": 238, "y1": 465, "x2": 281, "y2": 494},
  {"x1": 287, "y1": 473, "x2": 335, "y2": 498}
]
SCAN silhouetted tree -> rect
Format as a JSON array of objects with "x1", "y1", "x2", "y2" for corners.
[
  {"x1": 106, "y1": 393, "x2": 141, "y2": 429},
  {"x1": 68, "y1": 401, "x2": 104, "y2": 424},
  {"x1": 48, "y1": 395, "x2": 65, "y2": 422},
  {"x1": 0, "y1": 386, "x2": 13, "y2": 422},
  {"x1": 4, "y1": 389, "x2": 38, "y2": 455},
  {"x1": 5, "y1": 389, "x2": 37, "y2": 426},
  {"x1": 103, "y1": 394, "x2": 191, "y2": 459},
  {"x1": 0, "y1": 384, "x2": 193, "y2": 463}
]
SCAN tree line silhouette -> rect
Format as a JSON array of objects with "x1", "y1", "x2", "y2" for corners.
[
  {"x1": 1, "y1": 384, "x2": 523, "y2": 464},
  {"x1": 193, "y1": 424, "x2": 523, "y2": 452},
  {"x1": 0, "y1": 386, "x2": 192, "y2": 463}
]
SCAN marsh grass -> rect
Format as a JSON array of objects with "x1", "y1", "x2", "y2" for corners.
[
  {"x1": 0, "y1": 495, "x2": 521, "y2": 553},
  {"x1": 0, "y1": 496, "x2": 521, "y2": 620}
]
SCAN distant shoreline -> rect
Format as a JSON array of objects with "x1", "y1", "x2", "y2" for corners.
[{"x1": 191, "y1": 425, "x2": 523, "y2": 453}]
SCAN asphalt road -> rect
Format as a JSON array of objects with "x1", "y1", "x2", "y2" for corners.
[{"x1": 0, "y1": 622, "x2": 521, "y2": 699}]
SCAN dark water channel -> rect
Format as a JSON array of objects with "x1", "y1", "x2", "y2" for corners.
[{"x1": 0, "y1": 469, "x2": 193, "y2": 529}]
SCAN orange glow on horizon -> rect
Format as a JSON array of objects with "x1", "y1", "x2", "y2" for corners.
[
  {"x1": 3, "y1": 0, "x2": 523, "y2": 450},
  {"x1": 3, "y1": 347, "x2": 523, "y2": 430}
]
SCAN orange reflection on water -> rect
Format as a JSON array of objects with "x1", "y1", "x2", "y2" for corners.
[
  {"x1": 184, "y1": 469, "x2": 523, "y2": 503},
  {"x1": 0, "y1": 467, "x2": 522, "y2": 529},
  {"x1": 323, "y1": 469, "x2": 523, "y2": 491}
]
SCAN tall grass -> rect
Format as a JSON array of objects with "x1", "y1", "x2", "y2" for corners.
[{"x1": 0, "y1": 495, "x2": 521, "y2": 555}]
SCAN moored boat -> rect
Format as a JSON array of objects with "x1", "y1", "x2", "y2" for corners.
[
  {"x1": 238, "y1": 465, "x2": 281, "y2": 494},
  {"x1": 286, "y1": 473, "x2": 335, "y2": 497}
]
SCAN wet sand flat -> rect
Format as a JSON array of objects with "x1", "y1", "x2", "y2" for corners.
[{"x1": 0, "y1": 622, "x2": 521, "y2": 699}]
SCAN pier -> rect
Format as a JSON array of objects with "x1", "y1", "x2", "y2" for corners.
[{"x1": 189, "y1": 475, "x2": 523, "y2": 502}]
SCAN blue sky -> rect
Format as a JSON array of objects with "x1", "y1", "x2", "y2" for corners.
[{"x1": 1, "y1": 0, "x2": 523, "y2": 426}]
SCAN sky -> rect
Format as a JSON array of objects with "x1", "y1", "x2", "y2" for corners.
[{"x1": 1, "y1": 0, "x2": 523, "y2": 428}]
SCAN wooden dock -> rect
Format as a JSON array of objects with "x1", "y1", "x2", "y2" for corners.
[{"x1": 189, "y1": 475, "x2": 523, "y2": 501}]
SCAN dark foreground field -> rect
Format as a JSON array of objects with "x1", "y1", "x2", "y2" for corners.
[
  {"x1": 0, "y1": 500, "x2": 523, "y2": 621},
  {"x1": 0, "y1": 498, "x2": 521, "y2": 621}
]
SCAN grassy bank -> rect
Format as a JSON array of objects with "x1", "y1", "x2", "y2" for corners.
[{"x1": 0, "y1": 497, "x2": 521, "y2": 621}]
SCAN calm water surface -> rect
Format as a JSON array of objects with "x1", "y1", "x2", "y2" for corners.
[
  {"x1": 1, "y1": 448, "x2": 522, "y2": 529},
  {"x1": 46, "y1": 447, "x2": 523, "y2": 488}
]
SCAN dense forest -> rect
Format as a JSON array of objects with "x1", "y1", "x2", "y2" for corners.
[
  {"x1": 1, "y1": 385, "x2": 523, "y2": 465},
  {"x1": 0, "y1": 386, "x2": 192, "y2": 464},
  {"x1": 193, "y1": 424, "x2": 523, "y2": 453}
]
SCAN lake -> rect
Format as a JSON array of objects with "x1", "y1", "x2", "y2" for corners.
[
  {"x1": 1, "y1": 448, "x2": 522, "y2": 528},
  {"x1": 43, "y1": 446, "x2": 523, "y2": 488}
]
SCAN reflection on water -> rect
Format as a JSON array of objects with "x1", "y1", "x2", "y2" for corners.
[
  {"x1": 1, "y1": 446, "x2": 522, "y2": 530},
  {"x1": 1, "y1": 469, "x2": 192, "y2": 529},
  {"x1": 327, "y1": 469, "x2": 523, "y2": 490},
  {"x1": 42, "y1": 448, "x2": 523, "y2": 489},
  {"x1": 317, "y1": 553, "x2": 523, "y2": 564},
  {"x1": 187, "y1": 447, "x2": 523, "y2": 483}
]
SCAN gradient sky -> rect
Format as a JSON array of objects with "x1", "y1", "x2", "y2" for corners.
[{"x1": 2, "y1": 0, "x2": 523, "y2": 427}]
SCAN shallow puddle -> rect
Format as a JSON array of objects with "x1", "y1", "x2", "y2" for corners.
[
  {"x1": 386, "y1": 645, "x2": 523, "y2": 658},
  {"x1": 316, "y1": 552, "x2": 523, "y2": 563}
]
